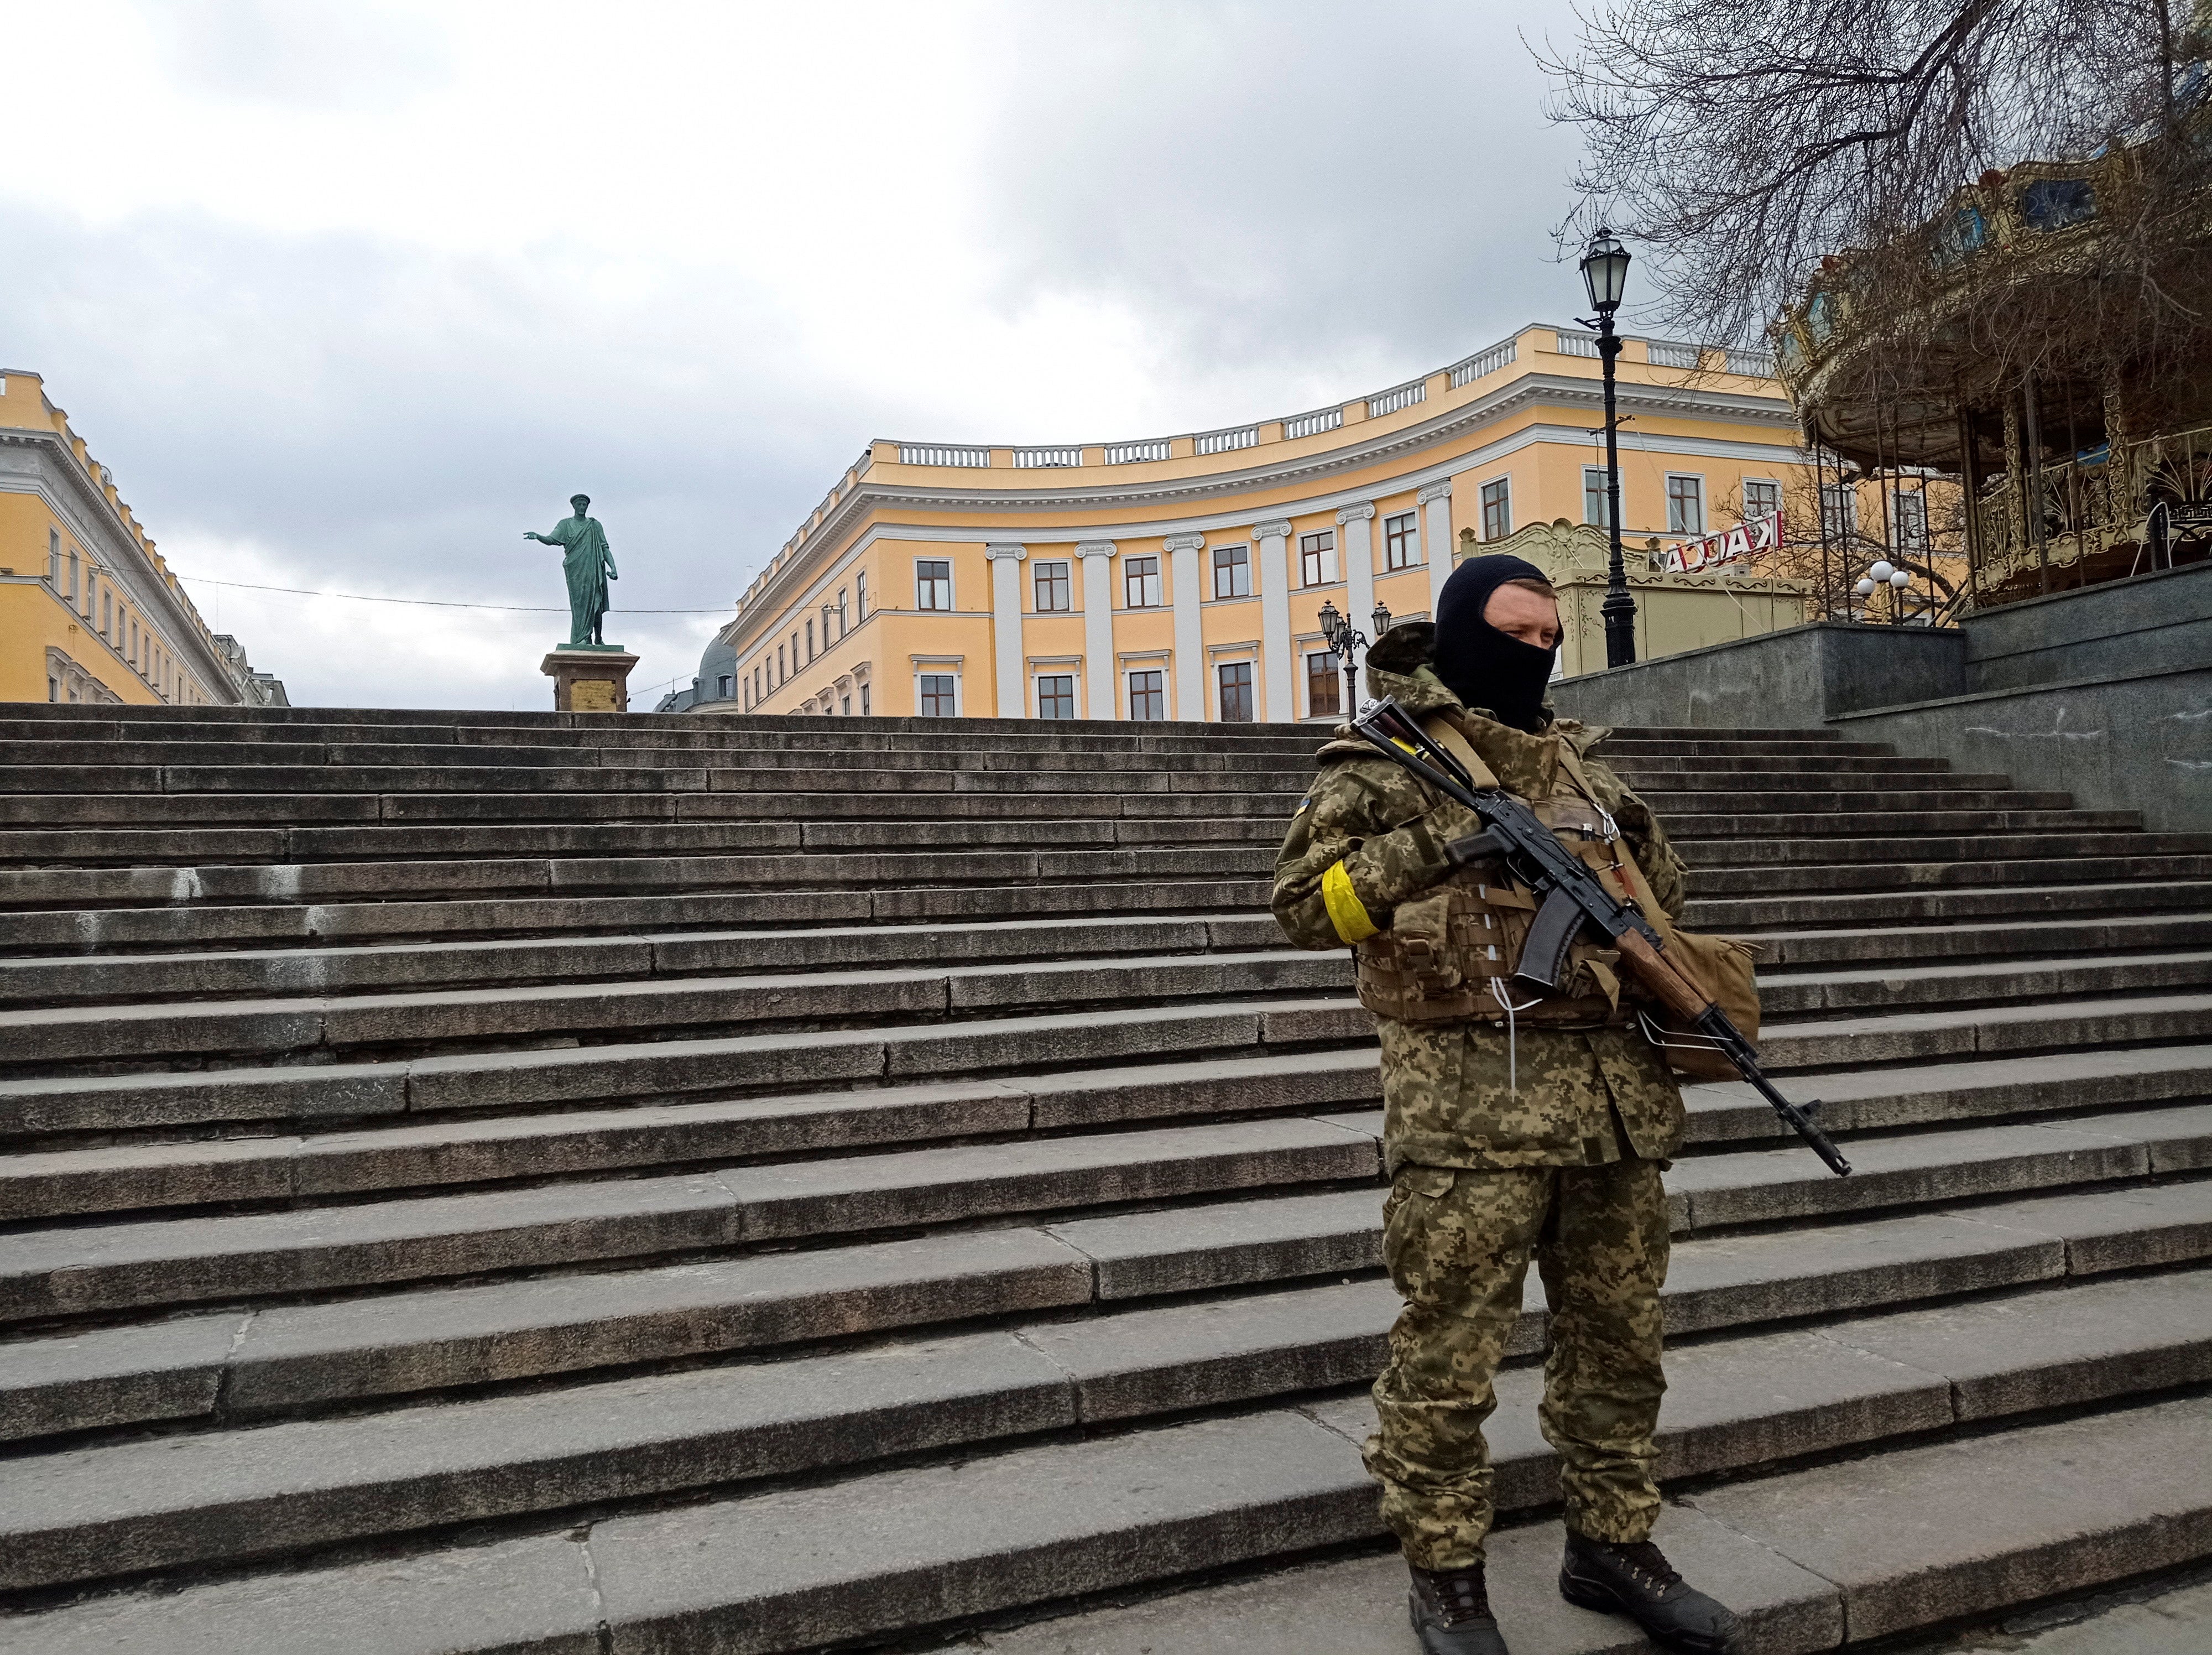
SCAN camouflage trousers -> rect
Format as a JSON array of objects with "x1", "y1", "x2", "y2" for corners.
[{"x1": 1362, "y1": 1154, "x2": 1670, "y2": 1569}]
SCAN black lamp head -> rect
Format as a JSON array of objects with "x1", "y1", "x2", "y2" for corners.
[{"x1": 1580, "y1": 227, "x2": 1631, "y2": 315}]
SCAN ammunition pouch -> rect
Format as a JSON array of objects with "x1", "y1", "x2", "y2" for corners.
[
  {"x1": 1642, "y1": 929, "x2": 1764, "y2": 1079},
  {"x1": 1355, "y1": 867, "x2": 1630, "y2": 1028}
]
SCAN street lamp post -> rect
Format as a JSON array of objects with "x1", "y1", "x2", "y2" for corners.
[
  {"x1": 1317, "y1": 598, "x2": 1392, "y2": 719},
  {"x1": 1579, "y1": 227, "x2": 1636, "y2": 668}
]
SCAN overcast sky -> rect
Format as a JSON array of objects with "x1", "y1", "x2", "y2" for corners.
[{"x1": 2, "y1": 0, "x2": 1589, "y2": 709}]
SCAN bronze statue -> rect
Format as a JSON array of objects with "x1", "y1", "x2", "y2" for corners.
[{"x1": 526, "y1": 494, "x2": 619, "y2": 648}]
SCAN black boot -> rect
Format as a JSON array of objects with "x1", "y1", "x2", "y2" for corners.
[
  {"x1": 1558, "y1": 1533, "x2": 1741, "y2": 1653},
  {"x1": 1407, "y1": 1562, "x2": 1511, "y2": 1654}
]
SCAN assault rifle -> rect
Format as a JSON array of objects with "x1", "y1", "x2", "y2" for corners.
[{"x1": 1347, "y1": 699, "x2": 1851, "y2": 1177}]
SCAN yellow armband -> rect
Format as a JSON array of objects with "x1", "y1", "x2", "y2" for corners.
[{"x1": 1321, "y1": 860, "x2": 1379, "y2": 944}]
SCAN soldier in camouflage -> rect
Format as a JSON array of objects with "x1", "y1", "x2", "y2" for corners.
[{"x1": 1274, "y1": 555, "x2": 1741, "y2": 1655}]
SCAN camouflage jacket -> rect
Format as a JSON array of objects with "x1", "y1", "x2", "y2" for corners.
[{"x1": 1272, "y1": 624, "x2": 1691, "y2": 1173}]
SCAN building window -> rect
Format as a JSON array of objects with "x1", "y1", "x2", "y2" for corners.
[
  {"x1": 755, "y1": 666, "x2": 763, "y2": 701},
  {"x1": 1895, "y1": 489, "x2": 1929, "y2": 550},
  {"x1": 102, "y1": 590, "x2": 112, "y2": 639},
  {"x1": 836, "y1": 590, "x2": 849, "y2": 637},
  {"x1": 1667, "y1": 475, "x2": 1705, "y2": 534},
  {"x1": 841, "y1": 695, "x2": 852, "y2": 715},
  {"x1": 916, "y1": 559, "x2": 953, "y2": 610},
  {"x1": 1822, "y1": 484, "x2": 1857, "y2": 540},
  {"x1": 1128, "y1": 668, "x2": 1164, "y2": 720},
  {"x1": 1125, "y1": 555, "x2": 1161, "y2": 608},
  {"x1": 67, "y1": 550, "x2": 77, "y2": 601},
  {"x1": 1212, "y1": 544, "x2": 1250, "y2": 598},
  {"x1": 718, "y1": 675, "x2": 733, "y2": 699},
  {"x1": 1481, "y1": 479, "x2": 1511, "y2": 541},
  {"x1": 777, "y1": 645, "x2": 786, "y2": 683},
  {"x1": 805, "y1": 619, "x2": 816, "y2": 662},
  {"x1": 1037, "y1": 673, "x2": 1076, "y2": 719},
  {"x1": 1034, "y1": 560, "x2": 1071, "y2": 612},
  {"x1": 1744, "y1": 479, "x2": 1781, "y2": 520},
  {"x1": 919, "y1": 673, "x2": 958, "y2": 716},
  {"x1": 1217, "y1": 661, "x2": 1254, "y2": 722},
  {"x1": 856, "y1": 571, "x2": 868, "y2": 617},
  {"x1": 1299, "y1": 530, "x2": 1337, "y2": 586},
  {"x1": 1307, "y1": 650, "x2": 1342, "y2": 718},
  {"x1": 48, "y1": 529, "x2": 59, "y2": 586},
  {"x1": 1384, "y1": 512, "x2": 1419, "y2": 570},
  {"x1": 1583, "y1": 467, "x2": 1613, "y2": 528},
  {"x1": 860, "y1": 684, "x2": 871, "y2": 715}
]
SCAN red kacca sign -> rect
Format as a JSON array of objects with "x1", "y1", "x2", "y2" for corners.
[{"x1": 1665, "y1": 508, "x2": 1783, "y2": 574}]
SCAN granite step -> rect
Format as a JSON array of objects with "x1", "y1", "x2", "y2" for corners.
[
  {"x1": 0, "y1": 908, "x2": 2081, "y2": 1009},
  {"x1": 7, "y1": 1041, "x2": 2209, "y2": 1224},
  {"x1": 964, "y1": 1393, "x2": 2212, "y2": 1655},
  {"x1": 0, "y1": 845, "x2": 1279, "y2": 913},
  {"x1": 1674, "y1": 831, "x2": 2210, "y2": 868},
  {"x1": 0, "y1": 876, "x2": 1280, "y2": 956},
  {"x1": 4, "y1": 1094, "x2": 2205, "y2": 1329},
  {"x1": 4, "y1": 1326, "x2": 2205, "y2": 1651},
  {"x1": 1699, "y1": 878, "x2": 2212, "y2": 932},
  {"x1": 1693, "y1": 851, "x2": 2212, "y2": 898},
  {"x1": 0, "y1": 914, "x2": 1284, "y2": 1007},
  {"x1": 6, "y1": 1168, "x2": 2206, "y2": 1451},
  {"x1": 11, "y1": 974, "x2": 2212, "y2": 1137},
  {"x1": 15, "y1": 944, "x2": 2195, "y2": 1074},
  {"x1": 10, "y1": 904, "x2": 2199, "y2": 1016},
  {"x1": 2, "y1": 1256, "x2": 2205, "y2": 1599},
  {"x1": 0, "y1": 787, "x2": 1309, "y2": 830}
]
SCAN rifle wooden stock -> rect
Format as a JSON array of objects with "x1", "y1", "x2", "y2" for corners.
[{"x1": 1611, "y1": 925, "x2": 1714, "y2": 1024}]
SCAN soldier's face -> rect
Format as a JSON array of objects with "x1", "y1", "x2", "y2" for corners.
[{"x1": 1483, "y1": 585, "x2": 1562, "y2": 650}]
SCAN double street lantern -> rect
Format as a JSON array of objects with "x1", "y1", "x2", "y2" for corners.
[
  {"x1": 1579, "y1": 227, "x2": 1637, "y2": 669},
  {"x1": 1317, "y1": 597, "x2": 1392, "y2": 718}
]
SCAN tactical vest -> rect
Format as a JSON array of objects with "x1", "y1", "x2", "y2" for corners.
[{"x1": 1353, "y1": 711, "x2": 1674, "y2": 1029}]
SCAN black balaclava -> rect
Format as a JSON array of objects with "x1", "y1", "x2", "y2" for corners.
[{"x1": 1431, "y1": 553, "x2": 1557, "y2": 733}]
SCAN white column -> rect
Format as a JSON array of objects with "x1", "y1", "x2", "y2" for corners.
[
  {"x1": 1164, "y1": 533, "x2": 1206, "y2": 721},
  {"x1": 984, "y1": 542, "x2": 1027, "y2": 717},
  {"x1": 1338, "y1": 502, "x2": 1376, "y2": 646},
  {"x1": 1255, "y1": 518, "x2": 1293, "y2": 722},
  {"x1": 1419, "y1": 481, "x2": 1454, "y2": 615},
  {"x1": 1076, "y1": 540, "x2": 1117, "y2": 719}
]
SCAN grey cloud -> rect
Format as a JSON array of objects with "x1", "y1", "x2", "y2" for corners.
[
  {"x1": 0, "y1": 204, "x2": 868, "y2": 706},
  {"x1": 973, "y1": 0, "x2": 1587, "y2": 422},
  {"x1": 139, "y1": 0, "x2": 451, "y2": 111}
]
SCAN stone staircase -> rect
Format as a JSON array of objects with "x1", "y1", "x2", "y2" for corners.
[{"x1": 0, "y1": 704, "x2": 2208, "y2": 1654}]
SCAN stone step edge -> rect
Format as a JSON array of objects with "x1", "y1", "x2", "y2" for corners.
[
  {"x1": 1, "y1": 1255, "x2": 2204, "y2": 1598},
  {"x1": 7, "y1": 1037, "x2": 2210, "y2": 1226},
  {"x1": 4, "y1": 1157, "x2": 2208, "y2": 1449},
  {"x1": 952, "y1": 1396, "x2": 2212, "y2": 1655},
  {"x1": 8, "y1": 1097, "x2": 2209, "y2": 1326},
  {"x1": 11, "y1": 945, "x2": 2209, "y2": 1067},
  {"x1": 3, "y1": 1353, "x2": 2205, "y2": 1653},
  {"x1": 7, "y1": 987, "x2": 2212, "y2": 1141}
]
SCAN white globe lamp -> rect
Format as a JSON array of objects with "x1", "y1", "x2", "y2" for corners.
[{"x1": 1868, "y1": 560, "x2": 1895, "y2": 582}]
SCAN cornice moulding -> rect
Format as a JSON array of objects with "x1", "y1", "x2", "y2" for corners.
[{"x1": 739, "y1": 372, "x2": 1799, "y2": 635}]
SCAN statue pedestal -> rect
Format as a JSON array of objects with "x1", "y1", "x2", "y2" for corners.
[{"x1": 541, "y1": 647, "x2": 638, "y2": 713}]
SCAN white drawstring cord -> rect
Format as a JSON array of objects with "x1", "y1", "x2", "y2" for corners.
[{"x1": 1489, "y1": 976, "x2": 1543, "y2": 1094}]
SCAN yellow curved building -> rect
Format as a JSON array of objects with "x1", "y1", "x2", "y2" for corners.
[
  {"x1": 714, "y1": 323, "x2": 1812, "y2": 722},
  {"x1": 0, "y1": 371, "x2": 284, "y2": 707}
]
